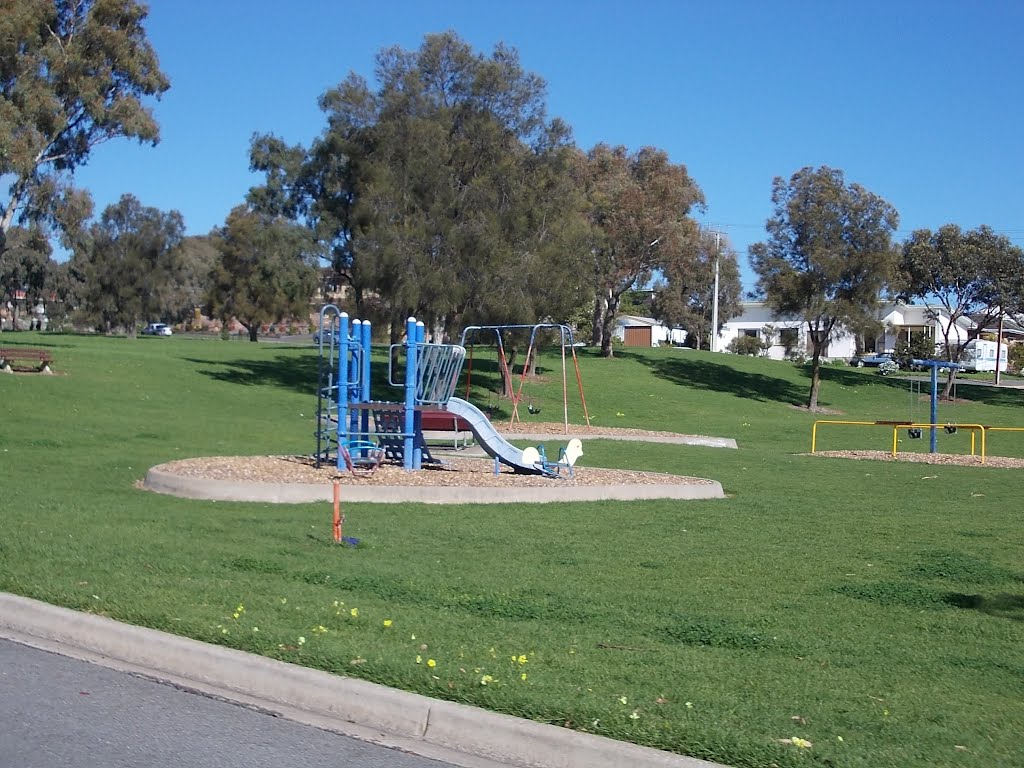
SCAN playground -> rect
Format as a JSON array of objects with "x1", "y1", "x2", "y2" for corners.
[{"x1": 3, "y1": 334, "x2": 1022, "y2": 768}]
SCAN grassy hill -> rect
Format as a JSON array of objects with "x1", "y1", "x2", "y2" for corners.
[{"x1": 1, "y1": 334, "x2": 1022, "y2": 767}]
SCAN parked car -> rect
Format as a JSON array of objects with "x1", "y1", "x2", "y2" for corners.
[
  {"x1": 849, "y1": 351, "x2": 893, "y2": 367},
  {"x1": 312, "y1": 328, "x2": 335, "y2": 344},
  {"x1": 141, "y1": 323, "x2": 172, "y2": 336}
]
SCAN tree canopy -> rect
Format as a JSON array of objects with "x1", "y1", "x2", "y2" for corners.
[
  {"x1": 249, "y1": 32, "x2": 588, "y2": 341},
  {"x1": 750, "y1": 166, "x2": 899, "y2": 409},
  {"x1": 72, "y1": 194, "x2": 185, "y2": 334},
  {"x1": 651, "y1": 229, "x2": 742, "y2": 350},
  {"x1": 579, "y1": 144, "x2": 703, "y2": 357},
  {"x1": 899, "y1": 224, "x2": 1024, "y2": 393},
  {"x1": 208, "y1": 205, "x2": 319, "y2": 342},
  {"x1": 0, "y1": 0, "x2": 169, "y2": 243}
]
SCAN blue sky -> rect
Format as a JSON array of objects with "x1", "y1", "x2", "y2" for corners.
[{"x1": 69, "y1": 0, "x2": 1024, "y2": 289}]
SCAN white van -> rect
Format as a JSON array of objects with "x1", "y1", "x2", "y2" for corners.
[{"x1": 960, "y1": 339, "x2": 1007, "y2": 373}]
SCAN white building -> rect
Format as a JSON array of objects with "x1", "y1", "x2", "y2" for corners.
[
  {"x1": 715, "y1": 302, "x2": 974, "y2": 361},
  {"x1": 613, "y1": 315, "x2": 687, "y2": 348}
]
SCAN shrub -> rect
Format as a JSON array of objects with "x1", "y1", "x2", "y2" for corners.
[
  {"x1": 727, "y1": 335, "x2": 764, "y2": 356},
  {"x1": 878, "y1": 359, "x2": 901, "y2": 376}
]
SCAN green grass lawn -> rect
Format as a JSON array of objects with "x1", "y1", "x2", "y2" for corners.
[{"x1": 1, "y1": 334, "x2": 1022, "y2": 767}]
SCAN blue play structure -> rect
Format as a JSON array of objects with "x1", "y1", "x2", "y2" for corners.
[{"x1": 314, "y1": 306, "x2": 548, "y2": 474}]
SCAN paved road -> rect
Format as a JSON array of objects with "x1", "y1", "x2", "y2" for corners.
[{"x1": 0, "y1": 639, "x2": 457, "y2": 768}]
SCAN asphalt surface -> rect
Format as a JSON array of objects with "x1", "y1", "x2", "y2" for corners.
[{"x1": 0, "y1": 638, "x2": 454, "y2": 768}]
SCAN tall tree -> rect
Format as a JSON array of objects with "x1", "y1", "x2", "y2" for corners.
[
  {"x1": 208, "y1": 205, "x2": 319, "y2": 342},
  {"x1": 249, "y1": 32, "x2": 587, "y2": 342},
  {"x1": 749, "y1": 166, "x2": 899, "y2": 410},
  {"x1": 651, "y1": 229, "x2": 743, "y2": 349},
  {"x1": 579, "y1": 144, "x2": 703, "y2": 357},
  {"x1": 0, "y1": 225, "x2": 53, "y2": 329},
  {"x1": 74, "y1": 194, "x2": 185, "y2": 334},
  {"x1": 899, "y1": 224, "x2": 1024, "y2": 394},
  {"x1": 0, "y1": 0, "x2": 170, "y2": 243}
]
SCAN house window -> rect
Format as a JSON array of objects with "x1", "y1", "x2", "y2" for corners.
[{"x1": 742, "y1": 329, "x2": 759, "y2": 338}]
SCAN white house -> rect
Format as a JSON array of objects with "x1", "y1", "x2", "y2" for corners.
[
  {"x1": 613, "y1": 315, "x2": 687, "y2": 347},
  {"x1": 715, "y1": 302, "x2": 974, "y2": 361}
]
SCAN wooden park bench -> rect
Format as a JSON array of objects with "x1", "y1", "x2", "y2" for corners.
[{"x1": 0, "y1": 347, "x2": 53, "y2": 373}]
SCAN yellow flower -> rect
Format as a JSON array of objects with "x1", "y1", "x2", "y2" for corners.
[
  {"x1": 480, "y1": 674, "x2": 494, "y2": 685},
  {"x1": 685, "y1": 701, "x2": 694, "y2": 709},
  {"x1": 411, "y1": 634, "x2": 416, "y2": 640},
  {"x1": 232, "y1": 612, "x2": 240, "y2": 619},
  {"x1": 350, "y1": 607, "x2": 359, "y2": 618},
  {"x1": 427, "y1": 659, "x2": 436, "y2": 668},
  {"x1": 383, "y1": 619, "x2": 393, "y2": 627},
  {"x1": 280, "y1": 598, "x2": 287, "y2": 604},
  {"x1": 790, "y1": 737, "x2": 812, "y2": 749},
  {"x1": 517, "y1": 654, "x2": 528, "y2": 664},
  {"x1": 297, "y1": 636, "x2": 306, "y2": 645},
  {"x1": 235, "y1": 604, "x2": 245, "y2": 613},
  {"x1": 629, "y1": 711, "x2": 640, "y2": 720},
  {"x1": 619, "y1": 696, "x2": 628, "y2": 705},
  {"x1": 416, "y1": 655, "x2": 422, "y2": 664},
  {"x1": 520, "y1": 673, "x2": 527, "y2": 681}
]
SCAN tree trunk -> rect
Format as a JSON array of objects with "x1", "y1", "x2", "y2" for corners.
[
  {"x1": 807, "y1": 353, "x2": 822, "y2": 410},
  {"x1": 600, "y1": 291, "x2": 620, "y2": 358},
  {"x1": 942, "y1": 369, "x2": 955, "y2": 399},
  {"x1": 248, "y1": 323, "x2": 259, "y2": 342},
  {"x1": 590, "y1": 290, "x2": 607, "y2": 347}
]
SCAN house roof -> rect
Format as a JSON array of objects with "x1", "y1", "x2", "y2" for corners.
[{"x1": 616, "y1": 315, "x2": 662, "y2": 327}]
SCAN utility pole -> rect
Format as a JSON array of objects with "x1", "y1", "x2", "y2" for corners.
[{"x1": 710, "y1": 229, "x2": 721, "y2": 353}]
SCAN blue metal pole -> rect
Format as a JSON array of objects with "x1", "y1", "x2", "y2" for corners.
[
  {"x1": 349, "y1": 320, "x2": 362, "y2": 439},
  {"x1": 337, "y1": 313, "x2": 350, "y2": 470},
  {"x1": 930, "y1": 364, "x2": 939, "y2": 453},
  {"x1": 360, "y1": 320, "x2": 372, "y2": 440},
  {"x1": 413, "y1": 321, "x2": 426, "y2": 469},
  {"x1": 403, "y1": 317, "x2": 417, "y2": 471}
]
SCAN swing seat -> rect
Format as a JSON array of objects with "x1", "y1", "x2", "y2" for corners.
[{"x1": 907, "y1": 428, "x2": 923, "y2": 439}]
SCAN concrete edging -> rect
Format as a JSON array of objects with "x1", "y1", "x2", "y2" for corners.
[
  {"x1": 143, "y1": 466, "x2": 725, "y2": 504},
  {"x1": 0, "y1": 593, "x2": 725, "y2": 768}
]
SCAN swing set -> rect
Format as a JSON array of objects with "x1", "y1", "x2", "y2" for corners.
[{"x1": 459, "y1": 324, "x2": 591, "y2": 433}]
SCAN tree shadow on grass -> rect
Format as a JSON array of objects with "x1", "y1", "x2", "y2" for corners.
[
  {"x1": 617, "y1": 351, "x2": 807, "y2": 405},
  {"x1": 187, "y1": 353, "x2": 412, "y2": 400},
  {"x1": 944, "y1": 592, "x2": 1024, "y2": 621}
]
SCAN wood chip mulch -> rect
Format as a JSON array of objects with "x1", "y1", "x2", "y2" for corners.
[
  {"x1": 807, "y1": 450, "x2": 1024, "y2": 469},
  {"x1": 155, "y1": 423, "x2": 718, "y2": 488}
]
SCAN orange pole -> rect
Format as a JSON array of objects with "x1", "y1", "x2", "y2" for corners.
[{"x1": 332, "y1": 481, "x2": 342, "y2": 543}]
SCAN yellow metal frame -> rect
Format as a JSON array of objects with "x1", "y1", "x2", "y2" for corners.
[{"x1": 811, "y1": 420, "x2": 990, "y2": 463}]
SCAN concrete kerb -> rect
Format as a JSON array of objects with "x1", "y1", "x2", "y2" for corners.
[
  {"x1": 0, "y1": 593, "x2": 727, "y2": 768},
  {"x1": 143, "y1": 466, "x2": 725, "y2": 504}
]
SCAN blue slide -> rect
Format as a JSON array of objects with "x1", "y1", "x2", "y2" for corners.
[{"x1": 444, "y1": 397, "x2": 543, "y2": 474}]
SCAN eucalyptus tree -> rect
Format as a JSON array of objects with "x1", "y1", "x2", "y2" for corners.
[
  {"x1": 248, "y1": 32, "x2": 587, "y2": 342},
  {"x1": 0, "y1": 0, "x2": 169, "y2": 243},
  {"x1": 900, "y1": 224, "x2": 1024, "y2": 394},
  {"x1": 579, "y1": 144, "x2": 703, "y2": 357},
  {"x1": 749, "y1": 166, "x2": 899, "y2": 410},
  {"x1": 651, "y1": 229, "x2": 743, "y2": 350},
  {"x1": 208, "y1": 205, "x2": 319, "y2": 342},
  {"x1": 0, "y1": 226, "x2": 53, "y2": 328},
  {"x1": 73, "y1": 194, "x2": 185, "y2": 334}
]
